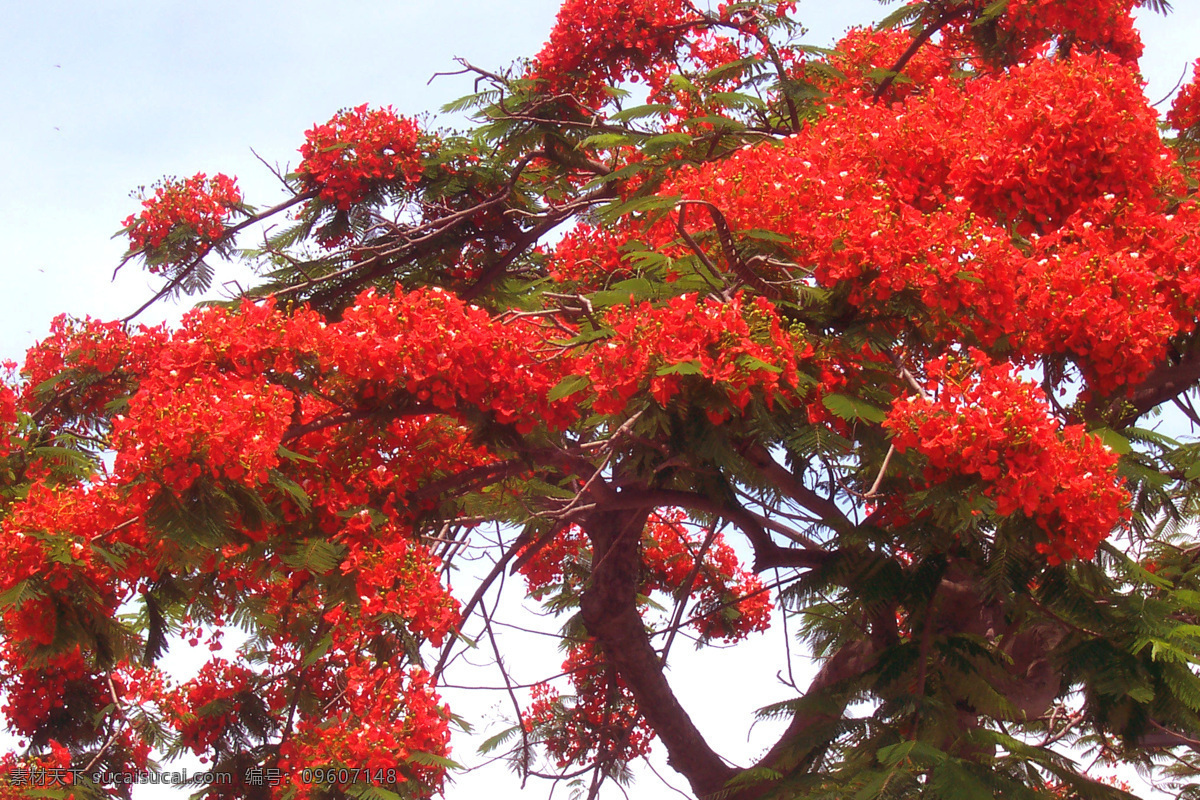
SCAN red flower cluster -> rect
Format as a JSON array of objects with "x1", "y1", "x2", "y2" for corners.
[
  {"x1": 656, "y1": 51, "x2": 1195, "y2": 392},
  {"x1": 584, "y1": 293, "x2": 805, "y2": 423},
  {"x1": 1169, "y1": 59, "x2": 1200, "y2": 134},
  {"x1": 952, "y1": 54, "x2": 1168, "y2": 229},
  {"x1": 521, "y1": 510, "x2": 771, "y2": 643},
  {"x1": 122, "y1": 173, "x2": 242, "y2": 271},
  {"x1": 532, "y1": 0, "x2": 691, "y2": 106},
  {"x1": 0, "y1": 289, "x2": 549, "y2": 787},
  {"x1": 19, "y1": 314, "x2": 148, "y2": 438},
  {"x1": 0, "y1": 742, "x2": 77, "y2": 799},
  {"x1": 812, "y1": 27, "x2": 954, "y2": 104},
  {"x1": 278, "y1": 667, "x2": 450, "y2": 797},
  {"x1": 298, "y1": 105, "x2": 424, "y2": 210},
  {"x1": 0, "y1": 646, "x2": 103, "y2": 742},
  {"x1": 994, "y1": 0, "x2": 1142, "y2": 64},
  {"x1": 164, "y1": 659, "x2": 256, "y2": 754},
  {"x1": 524, "y1": 642, "x2": 655, "y2": 767},
  {"x1": 114, "y1": 370, "x2": 292, "y2": 491},
  {"x1": 519, "y1": 511, "x2": 772, "y2": 762},
  {"x1": 0, "y1": 379, "x2": 17, "y2": 461},
  {"x1": 886, "y1": 355, "x2": 1129, "y2": 562},
  {"x1": 334, "y1": 516, "x2": 460, "y2": 648},
  {"x1": 1022, "y1": 197, "x2": 1200, "y2": 390},
  {"x1": 639, "y1": 509, "x2": 772, "y2": 641}
]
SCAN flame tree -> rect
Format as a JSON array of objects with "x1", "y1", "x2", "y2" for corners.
[{"x1": 3, "y1": 1, "x2": 1200, "y2": 798}]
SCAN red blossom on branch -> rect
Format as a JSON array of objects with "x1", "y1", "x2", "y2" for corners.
[
  {"x1": 886, "y1": 354, "x2": 1129, "y2": 563},
  {"x1": 1169, "y1": 59, "x2": 1200, "y2": 135},
  {"x1": 297, "y1": 104, "x2": 424, "y2": 210},
  {"x1": 532, "y1": 0, "x2": 692, "y2": 106},
  {"x1": 122, "y1": 172, "x2": 243, "y2": 271}
]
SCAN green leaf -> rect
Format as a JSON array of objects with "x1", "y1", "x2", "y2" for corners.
[
  {"x1": 668, "y1": 73, "x2": 700, "y2": 92},
  {"x1": 579, "y1": 132, "x2": 633, "y2": 149},
  {"x1": 607, "y1": 104, "x2": 671, "y2": 123},
  {"x1": 405, "y1": 751, "x2": 462, "y2": 770},
  {"x1": 929, "y1": 761, "x2": 993, "y2": 800},
  {"x1": 33, "y1": 446, "x2": 95, "y2": 469},
  {"x1": 599, "y1": 192, "x2": 680, "y2": 222},
  {"x1": 976, "y1": 0, "x2": 1011, "y2": 24},
  {"x1": 877, "y1": 739, "x2": 942, "y2": 767},
  {"x1": 655, "y1": 360, "x2": 703, "y2": 376},
  {"x1": 555, "y1": 327, "x2": 611, "y2": 347},
  {"x1": 741, "y1": 229, "x2": 792, "y2": 243},
  {"x1": 548, "y1": 374, "x2": 590, "y2": 402},
  {"x1": 282, "y1": 538, "x2": 345, "y2": 574},
  {"x1": 440, "y1": 90, "x2": 501, "y2": 114},
  {"x1": 277, "y1": 445, "x2": 317, "y2": 464},
  {"x1": 350, "y1": 784, "x2": 402, "y2": 800},
  {"x1": 823, "y1": 393, "x2": 888, "y2": 424},
  {"x1": 738, "y1": 355, "x2": 783, "y2": 374},
  {"x1": 591, "y1": 276, "x2": 658, "y2": 306},
  {"x1": 0, "y1": 580, "x2": 39, "y2": 611},
  {"x1": 709, "y1": 91, "x2": 767, "y2": 110},
  {"x1": 269, "y1": 470, "x2": 312, "y2": 512},
  {"x1": 1090, "y1": 427, "x2": 1132, "y2": 455},
  {"x1": 875, "y1": 0, "x2": 928, "y2": 30},
  {"x1": 32, "y1": 372, "x2": 70, "y2": 397},
  {"x1": 642, "y1": 132, "x2": 692, "y2": 156},
  {"x1": 301, "y1": 633, "x2": 333, "y2": 668},
  {"x1": 1125, "y1": 682, "x2": 1156, "y2": 703},
  {"x1": 478, "y1": 723, "x2": 523, "y2": 754}
]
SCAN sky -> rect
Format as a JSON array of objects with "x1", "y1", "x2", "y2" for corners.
[{"x1": 2, "y1": 2, "x2": 1200, "y2": 798}]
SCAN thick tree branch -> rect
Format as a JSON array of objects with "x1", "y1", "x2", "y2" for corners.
[
  {"x1": 1106, "y1": 340, "x2": 1200, "y2": 428},
  {"x1": 579, "y1": 506, "x2": 738, "y2": 798},
  {"x1": 741, "y1": 444, "x2": 853, "y2": 532}
]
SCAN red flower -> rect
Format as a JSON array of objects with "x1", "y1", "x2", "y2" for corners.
[
  {"x1": 1169, "y1": 59, "x2": 1200, "y2": 135},
  {"x1": 122, "y1": 173, "x2": 242, "y2": 272},
  {"x1": 297, "y1": 105, "x2": 424, "y2": 210},
  {"x1": 531, "y1": 0, "x2": 691, "y2": 106},
  {"x1": 885, "y1": 353, "x2": 1129, "y2": 562}
]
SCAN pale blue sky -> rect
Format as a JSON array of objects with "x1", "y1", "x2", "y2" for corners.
[{"x1": 1, "y1": 2, "x2": 1199, "y2": 798}]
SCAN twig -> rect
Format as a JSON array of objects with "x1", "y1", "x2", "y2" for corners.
[
  {"x1": 660, "y1": 520, "x2": 722, "y2": 663},
  {"x1": 864, "y1": 445, "x2": 895, "y2": 498},
  {"x1": 480, "y1": 602, "x2": 534, "y2": 787}
]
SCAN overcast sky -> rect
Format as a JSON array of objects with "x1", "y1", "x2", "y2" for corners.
[{"x1": 2, "y1": 2, "x2": 1199, "y2": 798}]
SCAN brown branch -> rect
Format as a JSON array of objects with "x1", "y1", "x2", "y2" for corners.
[
  {"x1": 872, "y1": 10, "x2": 964, "y2": 102},
  {"x1": 121, "y1": 191, "x2": 315, "y2": 322},
  {"x1": 741, "y1": 444, "x2": 853, "y2": 532},
  {"x1": 1105, "y1": 341, "x2": 1200, "y2": 428},
  {"x1": 749, "y1": 638, "x2": 882, "y2": 789},
  {"x1": 676, "y1": 199, "x2": 781, "y2": 298},
  {"x1": 1142, "y1": 721, "x2": 1200, "y2": 754},
  {"x1": 461, "y1": 182, "x2": 618, "y2": 301},
  {"x1": 579, "y1": 506, "x2": 738, "y2": 798},
  {"x1": 610, "y1": 486, "x2": 830, "y2": 572}
]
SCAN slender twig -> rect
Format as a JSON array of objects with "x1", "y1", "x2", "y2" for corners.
[
  {"x1": 434, "y1": 533, "x2": 529, "y2": 680},
  {"x1": 872, "y1": 10, "x2": 964, "y2": 102},
  {"x1": 121, "y1": 192, "x2": 313, "y2": 321},
  {"x1": 660, "y1": 520, "x2": 723, "y2": 663},
  {"x1": 480, "y1": 602, "x2": 534, "y2": 787},
  {"x1": 1152, "y1": 61, "x2": 1193, "y2": 107},
  {"x1": 864, "y1": 445, "x2": 896, "y2": 498}
]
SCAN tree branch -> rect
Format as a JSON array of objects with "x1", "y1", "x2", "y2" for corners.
[{"x1": 579, "y1": 506, "x2": 738, "y2": 798}]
